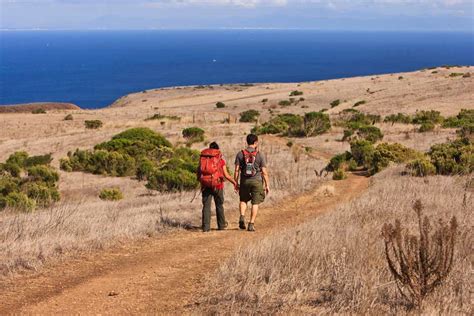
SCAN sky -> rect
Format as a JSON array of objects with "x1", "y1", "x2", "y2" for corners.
[{"x1": 1, "y1": 0, "x2": 473, "y2": 31}]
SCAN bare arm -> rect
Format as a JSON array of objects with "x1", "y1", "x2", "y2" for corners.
[
  {"x1": 223, "y1": 167, "x2": 237, "y2": 186},
  {"x1": 261, "y1": 166, "x2": 270, "y2": 194},
  {"x1": 234, "y1": 164, "x2": 240, "y2": 184}
]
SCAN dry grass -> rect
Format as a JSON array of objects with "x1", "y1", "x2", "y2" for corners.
[
  {"x1": 0, "y1": 139, "x2": 326, "y2": 277},
  {"x1": 200, "y1": 168, "x2": 473, "y2": 314}
]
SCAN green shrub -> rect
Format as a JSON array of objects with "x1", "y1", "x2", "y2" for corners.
[
  {"x1": 353, "y1": 100, "x2": 366, "y2": 107},
  {"x1": 449, "y1": 72, "x2": 464, "y2": 77},
  {"x1": 64, "y1": 114, "x2": 74, "y2": 121},
  {"x1": 278, "y1": 100, "x2": 292, "y2": 107},
  {"x1": 111, "y1": 127, "x2": 172, "y2": 148},
  {"x1": 85, "y1": 120, "x2": 103, "y2": 129},
  {"x1": 286, "y1": 141, "x2": 293, "y2": 147},
  {"x1": 27, "y1": 165, "x2": 59, "y2": 184},
  {"x1": 61, "y1": 128, "x2": 200, "y2": 192},
  {"x1": 357, "y1": 125, "x2": 384, "y2": 143},
  {"x1": 406, "y1": 158, "x2": 437, "y2": 177},
  {"x1": 303, "y1": 112, "x2": 331, "y2": 136},
  {"x1": 182, "y1": 127, "x2": 205, "y2": 144},
  {"x1": 419, "y1": 122, "x2": 435, "y2": 133},
  {"x1": 1, "y1": 152, "x2": 60, "y2": 211},
  {"x1": 327, "y1": 151, "x2": 352, "y2": 172},
  {"x1": 442, "y1": 109, "x2": 474, "y2": 128},
  {"x1": 332, "y1": 169, "x2": 347, "y2": 180},
  {"x1": 289, "y1": 90, "x2": 304, "y2": 96},
  {"x1": 32, "y1": 108, "x2": 46, "y2": 114},
  {"x1": 216, "y1": 102, "x2": 226, "y2": 108},
  {"x1": 136, "y1": 157, "x2": 155, "y2": 181},
  {"x1": 412, "y1": 110, "x2": 444, "y2": 125},
  {"x1": 146, "y1": 168, "x2": 198, "y2": 192},
  {"x1": 24, "y1": 182, "x2": 60, "y2": 207},
  {"x1": 330, "y1": 99, "x2": 341, "y2": 108},
  {"x1": 350, "y1": 140, "x2": 375, "y2": 166},
  {"x1": 348, "y1": 159, "x2": 358, "y2": 171},
  {"x1": 261, "y1": 98, "x2": 268, "y2": 103},
  {"x1": 458, "y1": 123, "x2": 474, "y2": 140},
  {"x1": 6, "y1": 151, "x2": 29, "y2": 167},
  {"x1": 429, "y1": 138, "x2": 473, "y2": 175},
  {"x1": 99, "y1": 188, "x2": 123, "y2": 201},
  {"x1": 239, "y1": 110, "x2": 260, "y2": 123},
  {"x1": 1, "y1": 192, "x2": 36, "y2": 212},
  {"x1": 384, "y1": 113, "x2": 412, "y2": 124}
]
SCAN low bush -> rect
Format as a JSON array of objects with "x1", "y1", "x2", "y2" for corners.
[
  {"x1": 442, "y1": 109, "x2": 474, "y2": 128},
  {"x1": 412, "y1": 110, "x2": 444, "y2": 125},
  {"x1": 216, "y1": 102, "x2": 226, "y2": 108},
  {"x1": 384, "y1": 113, "x2": 412, "y2": 124},
  {"x1": 182, "y1": 127, "x2": 205, "y2": 144},
  {"x1": 64, "y1": 114, "x2": 74, "y2": 121},
  {"x1": 289, "y1": 90, "x2": 304, "y2": 96},
  {"x1": 303, "y1": 112, "x2": 331, "y2": 136},
  {"x1": 0, "y1": 152, "x2": 60, "y2": 211},
  {"x1": 429, "y1": 138, "x2": 473, "y2": 175},
  {"x1": 60, "y1": 128, "x2": 200, "y2": 192},
  {"x1": 406, "y1": 158, "x2": 436, "y2": 177},
  {"x1": 84, "y1": 120, "x2": 103, "y2": 129},
  {"x1": 449, "y1": 72, "x2": 464, "y2": 77},
  {"x1": 332, "y1": 169, "x2": 346, "y2": 180},
  {"x1": 99, "y1": 188, "x2": 123, "y2": 201},
  {"x1": 278, "y1": 100, "x2": 292, "y2": 107},
  {"x1": 419, "y1": 122, "x2": 435, "y2": 133},
  {"x1": 356, "y1": 125, "x2": 384, "y2": 143},
  {"x1": 261, "y1": 98, "x2": 268, "y2": 103},
  {"x1": 239, "y1": 110, "x2": 260, "y2": 123},
  {"x1": 331, "y1": 141, "x2": 424, "y2": 176},
  {"x1": 32, "y1": 108, "x2": 46, "y2": 114}
]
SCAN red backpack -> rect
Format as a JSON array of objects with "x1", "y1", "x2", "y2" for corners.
[{"x1": 199, "y1": 148, "x2": 224, "y2": 189}]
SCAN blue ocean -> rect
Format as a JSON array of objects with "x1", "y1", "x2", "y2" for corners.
[{"x1": 1, "y1": 30, "x2": 473, "y2": 109}]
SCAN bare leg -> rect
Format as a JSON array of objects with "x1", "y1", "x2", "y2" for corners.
[
  {"x1": 250, "y1": 204, "x2": 259, "y2": 223},
  {"x1": 239, "y1": 201, "x2": 247, "y2": 217}
]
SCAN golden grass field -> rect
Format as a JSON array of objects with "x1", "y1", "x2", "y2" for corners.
[{"x1": 0, "y1": 66, "x2": 472, "y2": 314}]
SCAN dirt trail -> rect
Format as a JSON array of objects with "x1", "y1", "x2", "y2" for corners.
[{"x1": 0, "y1": 174, "x2": 368, "y2": 314}]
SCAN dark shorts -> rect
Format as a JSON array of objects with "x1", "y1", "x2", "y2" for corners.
[{"x1": 239, "y1": 179, "x2": 265, "y2": 205}]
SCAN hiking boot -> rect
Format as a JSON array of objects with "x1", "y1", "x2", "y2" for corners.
[
  {"x1": 247, "y1": 223, "x2": 255, "y2": 232},
  {"x1": 218, "y1": 221, "x2": 228, "y2": 231},
  {"x1": 239, "y1": 216, "x2": 246, "y2": 230}
]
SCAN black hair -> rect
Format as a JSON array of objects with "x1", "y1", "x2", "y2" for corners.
[
  {"x1": 209, "y1": 142, "x2": 219, "y2": 149},
  {"x1": 246, "y1": 134, "x2": 258, "y2": 145}
]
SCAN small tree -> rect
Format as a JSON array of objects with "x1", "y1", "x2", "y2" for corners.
[
  {"x1": 381, "y1": 200, "x2": 457, "y2": 307},
  {"x1": 289, "y1": 90, "x2": 304, "y2": 96},
  {"x1": 216, "y1": 102, "x2": 226, "y2": 108}
]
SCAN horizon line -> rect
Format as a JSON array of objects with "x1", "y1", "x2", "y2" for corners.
[{"x1": 1, "y1": 27, "x2": 473, "y2": 33}]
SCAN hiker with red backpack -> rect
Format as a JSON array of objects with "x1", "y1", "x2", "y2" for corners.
[
  {"x1": 234, "y1": 134, "x2": 270, "y2": 232},
  {"x1": 198, "y1": 142, "x2": 238, "y2": 232}
]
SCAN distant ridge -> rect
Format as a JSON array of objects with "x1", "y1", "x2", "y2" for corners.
[{"x1": 0, "y1": 102, "x2": 81, "y2": 113}]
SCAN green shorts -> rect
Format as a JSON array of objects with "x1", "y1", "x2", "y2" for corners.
[{"x1": 239, "y1": 179, "x2": 265, "y2": 205}]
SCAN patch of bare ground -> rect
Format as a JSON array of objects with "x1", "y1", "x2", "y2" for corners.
[{"x1": 200, "y1": 168, "x2": 473, "y2": 315}]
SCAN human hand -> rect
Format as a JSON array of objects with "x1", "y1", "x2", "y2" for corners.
[{"x1": 234, "y1": 183, "x2": 240, "y2": 193}]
